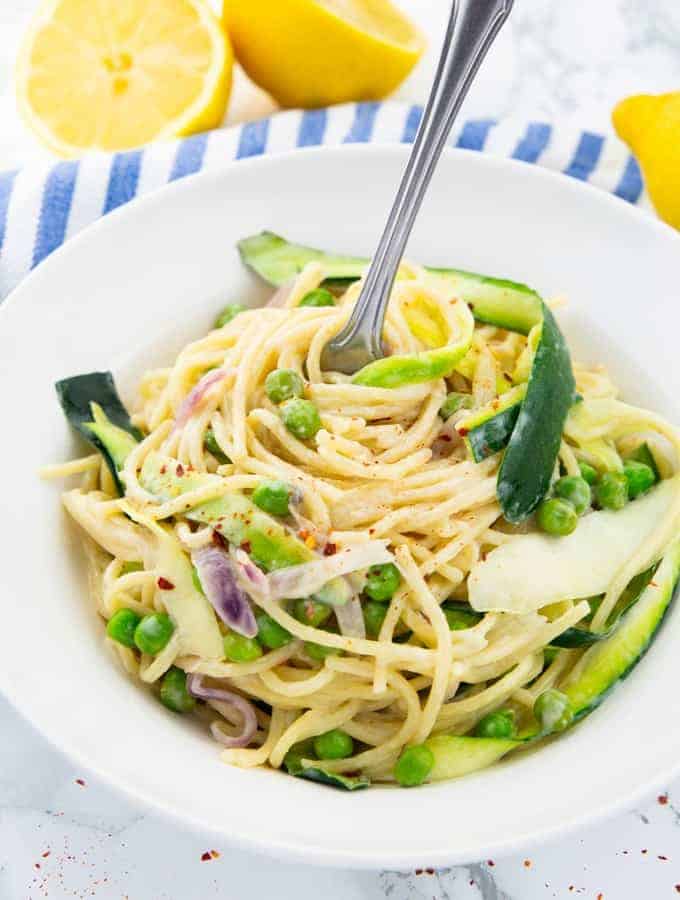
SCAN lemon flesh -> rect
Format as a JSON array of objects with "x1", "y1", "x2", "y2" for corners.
[
  {"x1": 17, "y1": 0, "x2": 233, "y2": 157},
  {"x1": 223, "y1": 0, "x2": 425, "y2": 108}
]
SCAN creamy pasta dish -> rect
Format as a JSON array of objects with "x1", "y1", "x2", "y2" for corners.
[{"x1": 44, "y1": 232, "x2": 680, "y2": 790}]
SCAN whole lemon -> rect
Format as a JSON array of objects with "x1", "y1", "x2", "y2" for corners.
[
  {"x1": 223, "y1": 0, "x2": 425, "y2": 109},
  {"x1": 613, "y1": 92, "x2": 680, "y2": 229}
]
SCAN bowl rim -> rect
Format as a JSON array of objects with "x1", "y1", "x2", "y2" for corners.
[{"x1": 2, "y1": 142, "x2": 679, "y2": 870}]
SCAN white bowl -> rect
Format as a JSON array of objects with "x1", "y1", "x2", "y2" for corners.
[{"x1": 1, "y1": 145, "x2": 679, "y2": 870}]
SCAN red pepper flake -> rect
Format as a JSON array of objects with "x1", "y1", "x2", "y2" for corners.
[
  {"x1": 415, "y1": 869, "x2": 423, "y2": 876},
  {"x1": 210, "y1": 850, "x2": 220, "y2": 859},
  {"x1": 240, "y1": 540, "x2": 252, "y2": 554},
  {"x1": 674, "y1": 885, "x2": 680, "y2": 893},
  {"x1": 568, "y1": 886, "x2": 574, "y2": 892},
  {"x1": 323, "y1": 543, "x2": 337, "y2": 557},
  {"x1": 641, "y1": 849, "x2": 648, "y2": 855},
  {"x1": 157, "y1": 577, "x2": 175, "y2": 590},
  {"x1": 176, "y1": 463, "x2": 185, "y2": 477},
  {"x1": 458, "y1": 427, "x2": 469, "y2": 437},
  {"x1": 524, "y1": 859, "x2": 531, "y2": 868},
  {"x1": 34, "y1": 863, "x2": 40, "y2": 870},
  {"x1": 658, "y1": 793, "x2": 669, "y2": 805},
  {"x1": 487, "y1": 860, "x2": 495, "y2": 867},
  {"x1": 658, "y1": 855, "x2": 668, "y2": 861},
  {"x1": 298, "y1": 529, "x2": 310, "y2": 541},
  {"x1": 75, "y1": 778, "x2": 85, "y2": 786},
  {"x1": 439, "y1": 434, "x2": 452, "y2": 442},
  {"x1": 41, "y1": 851, "x2": 50, "y2": 858},
  {"x1": 200, "y1": 851, "x2": 211, "y2": 862},
  {"x1": 425, "y1": 868, "x2": 434, "y2": 875}
]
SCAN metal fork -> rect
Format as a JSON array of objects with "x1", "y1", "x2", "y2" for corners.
[{"x1": 321, "y1": 0, "x2": 515, "y2": 375}]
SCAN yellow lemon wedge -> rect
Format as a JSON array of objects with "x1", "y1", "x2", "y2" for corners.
[
  {"x1": 223, "y1": 0, "x2": 425, "y2": 108},
  {"x1": 613, "y1": 92, "x2": 680, "y2": 229},
  {"x1": 16, "y1": 0, "x2": 233, "y2": 157}
]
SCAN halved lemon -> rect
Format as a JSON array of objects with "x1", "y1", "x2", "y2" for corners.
[
  {"x1": 16, "y1": 0, "x2": 233, "y2": 157},
  {"x1": 223, "y1": 0, "x2": 425, "y2": 108}
]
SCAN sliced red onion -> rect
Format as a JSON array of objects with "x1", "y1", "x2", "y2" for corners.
[
  {"x1": 175, "y1": 369, "x2": 227, "y2": 429},
  {"x1": 191, "y1": 545, "x2": 258, "y2": 638},
  {"x1": 234, "y1": 549, "x2": 270, "y2": 599},
  {"x1": 266, "y1": 281, "x2": 293, "y2": 308},
  {"x1": 334, "y1": 592, "x2": 366, "y2": 639},
  {"x1": 187, "y1": 674, "x2": 257, "y2": 749},
  {"x1": 266, "y1": 541, "x2": 393, "y2": 602}
]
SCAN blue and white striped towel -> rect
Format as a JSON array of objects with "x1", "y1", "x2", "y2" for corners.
[{"x1": 0, "y1": 101, "x2": 647, "y2": 302}]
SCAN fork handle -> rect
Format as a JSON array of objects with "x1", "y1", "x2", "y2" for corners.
[{"x1": 329, "y1": 0, "x2": 514, "y2": 373}]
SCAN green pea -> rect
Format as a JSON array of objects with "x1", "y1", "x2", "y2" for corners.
[
  {"x1": 214, "y1": 303, "x2": 247, "y2": 329},
  {"x1": 299, "y1": 288, "x2": 335, "y2": 308},
  {"x1": 293, "y1": 598, "x2": 332, "y2": 627},
  {"x1": 474, "y1": 709, "x2": 516, "y2": 740},
  {"x1": 594, "y1": 472, "x2": 629, "y2": 510},
  {"x1": 364, "y1": 563, "x2": 401, "y2": 602},
  {"x1": 623, "y1": 460, "x2": 656, "y2": 500},
  {"x1": 363, "y1": 601, "x2": 389, "y2": 639},
  {"x1": 223, "y1": 632, "x2": 262, "y2": 663},
  {"x1": 394, "y1": 744, "x2": 434, "y2": 787},
  {"x1": 554, "y1": 475, "x2": 591, "y2": 515},
  {"x1": 134, "y1": 613, "x2": 174, "y2": 655},
  {"x1": 204, "y1": 428, "x2": 230, "y2": 464},
  {"x1": 534, "y1": 689, "x2": 574, "y2": 733},
  {"x1": 439, "y1": 391, "x2": 472, "y2": 420},
  {"x1": 265, "y1": 368, "x2": 305, "y2": 405},
  {"x1": 252, "y1": 480, "x2": 292, "y2": 517},
  {"x1": 106, "y1": 608, "x2": 141, "y2": 648},
  {"x1": 256, "y1": 613, "x2": 293, "y2": 650},
  {"x1": 536, "y1": 498, "x2": 578, "y2": 537},
  {"x1": 442, "y1": 604, "x2": 481, "y2": 631},
  {"x1": 578, "y1": 461, "x2": 598, "y2": 485},
  {"x1": 313, "y1": 729, "x2": 354, "y2": 760},
  {"x1": 159, "y1": 666, "x2": 196, "y2": 713},
  {"x1": 280, "y1": 398, "x2": 322, "y2": 440},
  {"x1": 304, "y1": 641, "x2": 341, "y2": 661}
]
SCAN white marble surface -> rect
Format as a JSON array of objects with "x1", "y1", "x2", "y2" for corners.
[{"x1": 3, "y1": 1, "x2": 680, "y2": 897}]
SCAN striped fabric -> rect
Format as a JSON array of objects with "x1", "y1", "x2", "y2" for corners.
[{"x1": 0, "y1": 101, "x2": 646, "y2": 301}]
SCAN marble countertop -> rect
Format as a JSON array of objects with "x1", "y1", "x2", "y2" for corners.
[{"x1": 3, "y1": 1, "x2": 680, "y2": 897}]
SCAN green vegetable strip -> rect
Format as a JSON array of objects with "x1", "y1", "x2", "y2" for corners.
[
  {"x1": 457, "y1": 384, "x2": 527, "y2": 463},
  {"x1": 237, "y1": 231, "x2": 543, "y2": 336},
  {"x1": 56, "y1": 372, "x2": 141, "y2": 495},
  {"x1": 351, "y1": 305, "x2": 474, "y2": 389},
  {"x1": 563, "y1": 537, "x2": 680, "y2": 719},
  {"x1": 425, "y1": 734, "x2": 519, "y2": 781},
  {"x1": 424, "y1": 541, "x2": 680, "y2": 780},
  {"x1": 497, "y1": 304, "x2": 576, "y2": 523}
]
